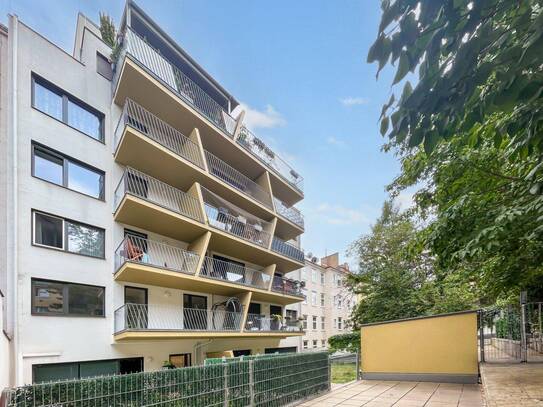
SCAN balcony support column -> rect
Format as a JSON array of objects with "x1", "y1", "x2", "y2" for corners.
[
  {"x1": 238, "y1": 291, "x2": 252, "y2": 333},
  {"x1": 255, "y1": 171, "x2": 274, "y2": 209},
  {"x1": 232, "y1": 110, "x2": 246, "y2": 141},
  {"x1": 189, "y1": 128, "x2": 209, "y2": 171},
  {"x1": 187, "y1": 182, "x2": 206, "y2": 222},
  {"x1": 262, "y1": 264, "x2": 277, "y2": 291},
  {"x1": 264, "y1": 218, "x2": 277, "y2": 250},
  {"x1": 188, "y1": 231, "x2": 211, "y2": 276}
]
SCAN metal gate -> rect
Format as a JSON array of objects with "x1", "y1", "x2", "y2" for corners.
[{"x1": 479, "y1": 302, "x2": 543, "y2": 363}]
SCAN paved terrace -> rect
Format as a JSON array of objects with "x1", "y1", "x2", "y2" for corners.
[
  {"x1": 481, "y1": 363, "x2": 543, "y2": 406},
  {"x1": 299, "y1": 380, "x2": 484, "y2": 406}
]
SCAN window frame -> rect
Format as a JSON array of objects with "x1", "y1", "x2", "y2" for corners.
[
  {"x1": 321, "y1": 316, "x2": 325, "y2": 330},
  {"x1": 32, "y1": 210, "x2": 106, "y2": 259},
  {"x1": 31, "y1": 278, "x2": 105, "y2": 318},
  {"x1": 31, "y1": 73, "x2": 105, "y2": 143},
  {"x1": 31, "y1": 142, "x2": 105, "y2": 201},
  {"x1": 312, "y1": 315, "x2": 317, "y2": 330},
  {"x1": 320, "y1": 293, "x2": 325, "y2": 307},
  {"x1": 96, "y1": 52, "x2": 113, "y2": 81}
]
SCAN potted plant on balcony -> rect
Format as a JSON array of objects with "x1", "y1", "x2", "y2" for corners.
[
  {"x1": 162, "y1": 360, "x2": 175, "y2": 370},
  {"x1": 271, "y1": 314, "x2": 283, "y2": 331}
]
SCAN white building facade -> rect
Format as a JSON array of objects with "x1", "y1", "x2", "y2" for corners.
[{"x1": 1, "y1": 2, "x2": 307, "y2": 387}]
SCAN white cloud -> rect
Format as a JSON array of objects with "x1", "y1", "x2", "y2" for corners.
[
  {"x1": 233, "y1": 103, "x2": 286, "y2": 130},
  {"x1": 340, "y1": 97, "x2": 370, "y2": 106},
  {"x1": 326, "y1": 136, "x2": 346, "y2": 148},
  {"x1": 314, "y1": 203, "x2": 371, "y2": 226}
]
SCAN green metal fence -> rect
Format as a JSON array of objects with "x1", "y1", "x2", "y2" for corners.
[{"x1": 1, "y1": 352, "x2": 330, "y2": 407}]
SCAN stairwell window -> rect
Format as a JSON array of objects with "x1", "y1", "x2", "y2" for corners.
[
  {"x1": 32, "y1": 143, "x2": 105, "y2": 200},
  {"x1": 33, "y1": 211, "x2": 105, "y2": 258},
  {"x1": 32, "y1": 74, "x2": 104, "y2": 142}
]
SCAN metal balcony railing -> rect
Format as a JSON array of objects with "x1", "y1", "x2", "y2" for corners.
[
  {"x1": 271, "y1": 275, "x2": 305, "y2": 297},
  {"x1": 114, "y1": 167, "x2": 204, "y2": 223},
  {"x1": 114, "y1": 235, "x2": 200, "y2": 275},
  {"x1": 244, "y1": 313, "x2": 303, "y2": 333},
  {"x1": 201, "y1": 187, "x2": 272, "y2": 248},
  {"x1": 114, "y1": 28, "x2": 237, "y2": 136},
  {"x1": 238, "y1": 126, "x2": 304, "y2": 193},
  {"x1": 271, "y1": 236, "x2": 304, "y2": 263},
  {"x1": 114, "y1": 98, "x2": 205, "y2": 169},
  {"x1": 273, "y1": 197, "x2": 304, "y2": 229},
  {"x1": 114, "y1": 303, "x2": 243, "y2": 333},
  {"x1": 200, "y1": 256, "x2": 271, "y2": 290},
  {"x1": 204, "y1": 150, "x2": 272, "y2": 208}
]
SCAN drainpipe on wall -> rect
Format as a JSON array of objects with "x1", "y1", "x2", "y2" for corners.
[
  {"x1": 7, "y1": 13, "x2": 19, "y2": 387},
  {"x1": 193, "y1": 339, "x2": 213, "y2": 365}
]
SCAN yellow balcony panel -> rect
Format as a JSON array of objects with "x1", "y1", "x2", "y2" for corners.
[
  {"x1": 114, "y1": 194, "x2": 206, "y2": 243},
  {"x1": 114, "y1": 262, "x2": 303, "y2": 306},
  {"x1": 114, "y1": 331, "x2": 303, "y2": 341}
]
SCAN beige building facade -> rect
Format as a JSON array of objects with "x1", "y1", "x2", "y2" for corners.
[{"x1": 282, "y1": 253, "x2": 357, "y2": 351}]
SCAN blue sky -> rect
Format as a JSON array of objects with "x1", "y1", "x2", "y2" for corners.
[{"x1": 1, "y1": 0, "x2": 406, "y2": 268}]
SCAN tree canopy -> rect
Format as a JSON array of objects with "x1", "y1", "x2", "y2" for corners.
[
  {"x1": 366, "y1": 0, "x2": 543, "y2": 303},
  {"x1": 347, "y1": 202, "x2": 479, "y2": 326}
]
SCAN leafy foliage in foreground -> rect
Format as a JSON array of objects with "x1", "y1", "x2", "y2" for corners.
[{"x1": 366, "y1": 0, "x2": 543, "y2": 303}]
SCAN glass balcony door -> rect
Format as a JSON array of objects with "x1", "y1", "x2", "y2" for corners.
[
  {"x1": 124, "y1": 286, "x2": 148, "y2": 329},
  {"x1": 183, "y1": 294, "x2": 207, "y2": 330}
]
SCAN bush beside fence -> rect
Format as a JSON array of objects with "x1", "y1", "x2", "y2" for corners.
[{"x1": 2, "y1": 352, "x2": 330, "y2": 407}]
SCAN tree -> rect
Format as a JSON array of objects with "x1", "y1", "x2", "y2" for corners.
[
  {"x1": 368, "y1": 0, "x2": 543, "y2": 302},
  {"x1": 369, "y1": 0, "x2": 543, "y2": 158},
  {"x1": 99, "y1": 12, "x2": 116, "y2": 49},
  {"x1": 347, "y1": 201, "x2": 477, "y2": 326},
  {"x1": 328, "y1": 333, "x2": 360, "y2": 354}
]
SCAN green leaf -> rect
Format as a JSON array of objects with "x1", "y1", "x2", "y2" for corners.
[
  {"x1": 393, "y1": 51, "x2": 410, "y2": 85},
  {"x1": 380, "y1": 117, "x2": 390, "y2": 136},
  {"x1": 423, "y1": 131, "x2": 439, "y2": 154}
]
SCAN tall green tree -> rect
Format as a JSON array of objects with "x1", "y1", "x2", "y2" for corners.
[
  {"x1": 99, "y1": 12, "x2": 116, "y2": 48},
  {"x1": 368, "y1": 0, "x2": 543, "y2": 302},
  {"x1": 347, "y1": 202, "x2": 478, "y2": 326}
]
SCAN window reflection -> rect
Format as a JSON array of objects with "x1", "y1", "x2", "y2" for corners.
[
  {"x1": 67, "y1": 100, "x2": 101, "y2": 140},
  {"x1": 34, "y1": 81, "x2": 62, "y2": 120}
]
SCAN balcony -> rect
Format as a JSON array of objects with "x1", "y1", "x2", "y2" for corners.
[
  {"x1": 113, "y1": 167, "x2": 207, "y2": 241},
  {"x1": 200, "y1": 256, "x2": 271, "y2": 290},
  {"x1": 271, "y1": 275, "x2": 305, "y2": 298},
  {"x1": 238, "y1": 126, "x2": 304, "y2": 200},
  {"x1": 201, "y1": 187, "x2": 272, "y2": 249},
  {"x1": 244, "y1": 314, "x2": 303, "y2": 333},
  {"x1": 271, "y1": 237, "x2": 304, "y2": 263},
  {"x1": 115, "y1": 235, "x2": 200, "y2": 275},
  {"x1": 114, "y1": 304, "x2": 243, "y2": 339},
  {"x1": 205, "y1": 150, "x2": 272, "y2": 209},
  {"x1": 114, "y1": 99, "x2": 275, "y2": 218},
  {"x1": 113, "y1": 28, "x2": 237, "y2": 136},
  {"x1": 274, "y1": 197, "x2": 304, "y2": 229}
]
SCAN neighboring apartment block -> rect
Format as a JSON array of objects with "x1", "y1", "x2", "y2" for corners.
[
  {"x1": 0, "y1": 1, "x2": 306, "y2": 386},
  {"x1": 282, "y1": 253, "x2": 357, "y2": 352}
]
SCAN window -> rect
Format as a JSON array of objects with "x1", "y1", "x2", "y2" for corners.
[
  {"x1": 302, "y1": 315, "x2": 308, "y2": 330},
  {"x1": 286, "y1": 309, "x2": 297, "y2": 320},
  {"x1": 338, "y1": 296, "x2": 342, "y2": 309},
  {"x1": 320, "y1": 293, "x2": 325, "y2": 307},
  {"x1": 311, "y1": 270, "x2": 317, "y2": 283},
  {"x1": 321, "y1": 316, "x2": 325, "y2": 330},
  {"x1": 33, "y1": 211, "x2": 105, "y2": 258},
  {"x1": 96, "y1": 52, "x2": 113, "y2": 80},
  {"x1": 337, "y1": 278, "x2": 342, "y2": 287},
  {"x1": 338, "y1": 317, "x2": 342, "y2": 330},
  {"x1": 303, "y1": 340, "x2": 308, "y2": 350},
  {"x1": 333, "y1": 318, "x2": 337, "y2": 329},
  {"x1": 312, "y1": 316, "x2": 317, "y2": 330},
  {"x1": 321, "y1": 340, "x2": 326, "y2": 347},
  {"x1": 311, "y1": 290, "x2": 317, "y2": 306},
  {"x1": 32, "y1": 144, "x2": 105, "y2": 199},
  {"x1": 32, "y1": 74, "x2": 104, "y2": 141},
  {"x1": 33, "y1": 357, "x2": 142, "y2": 383},
  {"x1": 31, "y1": 279, "x2": 105, "y2": 317},
  {"x1": 301, "y1": 269, "x2": 307, "y2": 281},
  {"x1": 320, "y1": 272, "x2": 325, "y2": 284},
  {"x1": 313, "y1": 340, "x2": 317, "y2": 348},
  {"x1": 302, "y1": 289, "x2": 308, "y2": 305}
]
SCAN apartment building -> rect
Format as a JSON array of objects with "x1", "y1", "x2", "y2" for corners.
[
  {"x1": 0, "y1": 1, "x2": 306, "y2": 386},
  {"x1": 282, "y1": 253, "x2": 357, "y2": 352}
]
